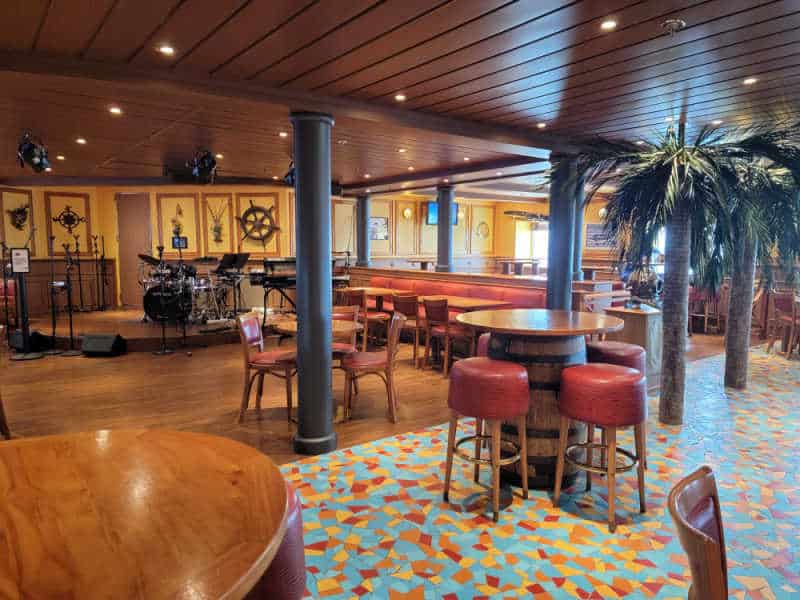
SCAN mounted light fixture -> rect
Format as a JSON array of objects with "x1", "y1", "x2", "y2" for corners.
[
  {"x1": 599, "y1": 207, "x2": 608, "y2": 219},
  {"x1": 402, "y1": 207, "x2": 413, "y2": 220},
  {"x1": 17, "y1": 132, "x2": 50, "y2": 173},
  {"x1": 186, "y1": 150, "x2": 217, "y2": 184}
]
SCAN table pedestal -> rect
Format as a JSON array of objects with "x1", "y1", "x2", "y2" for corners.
[{"x1": 488, "y1": 332, "x2": 586, "y2": 490}]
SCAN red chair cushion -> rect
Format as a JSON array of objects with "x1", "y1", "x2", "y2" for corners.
[
  {"x1": 250, "y1": 349, "x2": 296, "y2": 367},
  {"x1": 341, "y1": 350, "x2": 388, "y2": 369},
  {"x1": 586, "y1": 341, "x2": 646, "y2": 374},
  {"x1": 560, "y1": 363, "x2": 647, "y2": 427},
  {"x1": 331, "y1": 342, "x2": 356, "y2": 356},
  {"x1": 448, "y1": 357, "x2": 529, "y2": 420},
  {"x1": 258, "y1": 482, "x2": 306, "y2": 600}
]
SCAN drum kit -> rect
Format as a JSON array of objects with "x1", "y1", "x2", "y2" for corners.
[{"x1": 137, "y1": 253, "x2": 232, "y2": 324}]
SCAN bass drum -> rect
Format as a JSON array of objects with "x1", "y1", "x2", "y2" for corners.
[{"x1": 143, "y1": 283, "x2": 191, "y2": 322}]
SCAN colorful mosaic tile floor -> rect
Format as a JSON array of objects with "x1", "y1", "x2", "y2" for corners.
[{"x1": 281, "y1": 349, "x2": 799, "y2": 599}]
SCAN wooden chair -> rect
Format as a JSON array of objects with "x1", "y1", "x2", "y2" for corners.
[
  {"x1": 0, "y1": 280, "x2": 16, "y2": 326},
  {"x1": 331, "y1": 305, "x2": 360, "y2": 359},
  {"x1": 392, "y1": 292, "x2": 422, "y2": 368},
  {"x1": 236, "y1": 313, "x2": 297, "y2": 424},
  {"x1": 784, "y1": 294, "x2": 800, "y2": 359},
  {"x1": 668, "y1": 466, "x2": 728, "y2": 600},
  {"x1": 341, "y1": 312, "x2": 406, "y2": 423},
  {"x1": 342, "y1": 289, "x2": 390, "y2": 351},
  {"x1": 766, "y1": 291, "x2": 796, "y2": 355},
  {"x1": 422, "y1": 298, "x2": 474, "y2": 377}
]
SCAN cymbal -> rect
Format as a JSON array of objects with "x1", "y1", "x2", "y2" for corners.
[
  {"x1": 193, "y1": 256, "x2": 219, "y2": 264},
  {"x1": 137, "y1": 254, "x2": 160, "y2": 267}
]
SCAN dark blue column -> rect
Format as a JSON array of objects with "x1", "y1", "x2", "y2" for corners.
[
  {"x1": 435, "y1": 185, "x2": 454, "y2": 273},
  {"x1": 290, "y1": 111, "x2": 336, "y2": 455},
  {"x1": 572, "y1": 173, "x2": 586, "y2": 281},
  {"x1": 546, "y1": 154, "x2": 578, "y2": 310},
  {"x1": 356, "y1": 194, "x2": 370, "y2": 267}
]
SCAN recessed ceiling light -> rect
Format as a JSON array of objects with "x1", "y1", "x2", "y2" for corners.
[
  {"x1": 401, "y1": 183, "x2": 408, "y2": 188},
  {"x1": 279, "y1": 131, "x2": 288, "y2": 138},
  {"x1": 536, "y1": 122, "x2": 546, "y2": 129},
  {"x1": 743, "y1": 77, "x2": 758, "y2": 85},
  {"x1": 366, "y1": 188, "x2": 371, "y2": 193},
  {"x1": 109, "y1": 106, "x2": 123, "y2": 116},
  {"x1": 215, "y1": 153, "x2": 224, "y2": 159},
  {"x1": 337, "y1": 139, "x2": 348, "y2": 145},
  {"x1": 56, "y1": 154, "x2": 65, "y2": 161},
  {"x1": 75, "y1": 137, "x2": 87, "y2": 145},
  {"x1": 272, "y1": 175, "x2": 279, "y2": 180},
  {"x1": 443, "y1": 178, "x2": 449, "y2": 183},
  {"x1": 157, "y1": 44, "x2": 175, "y2": 56},
  {"x1": 635, "y1": 140, "x2": 645, "y2": 145},
  {"x1": 398, "y1": 148, "x2": 406, "y2": 153},
  {"x1": 364, "y1": 174, "x2": 371, "y2": 179},
  {"x1": 601, "y1": 19, "x2": 617, "y2": 31},
  {"x1": 615, "y1": 168, "x2": 622, "y2": 174},
  {"x1": 496, "y1": 171, "x2": 504, "y2": 176},
  {"x1": 665, "y1": 116, "x2": 673, "y2": 122},
  {"x1": 44, "y1": 166, "x2": 52, "y2": 172},
  {"x1": 394, "y1": 93, "x2": 406, "y2": 102},
  {"x1": 463, "y1": 157, "x2": 470, "y2": 162},
  {"x1": 407, "y1": 166, "x2": 414, "y2": 171},
  {"x1": 712, "y1": 119, "x2": 723, "y2": 126}
]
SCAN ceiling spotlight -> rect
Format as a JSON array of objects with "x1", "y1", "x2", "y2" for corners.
[
  {"x1": 17, "y1": 132, "x2": 50, "y2": 173},
  {"x1": 443, "y1": 178, "x2": 449, "y2": 183},
  {"x1": 272, "y1": 176, "x2": 278, "y2": 180},
  {"x1": 45, "y1": 166, "x2": 52, "y2": 172},
  {"x1": 215, "y1": 153, "x2": 224, "y2": 159},
  {"x1": 279, "y1": 131, "x2": 288, "y2": 138},
  {"x1": 600, "y1": 19, "x2": 617, "y2": 31},
  {"x1": 463, "y1": 157, "x2": 470, "y2": 162},
  {"x1": 712, "y1": 119, "x2": 723, "y2": 126},
  {"x1": 366, "y1": 188, "x2": 371, "y2": 193},
  {"x1": 665, "y1": 116, "x2": 673, "y2": 122},
  {"x1": 398, "y1": 148, "x2": 407, "y2": 153},
  {"x1": 157, "y1": 44, "x2": 175, "y2": 56},
  {"x1": 536, "y1": 122, "x2": 546, "y2": 129},
  {"x1": 337, "y1": 139, "x2": 348, "y2": 145},
  {"x1": 364, "y1": 174, "x2": 371, "y2": 179},
  {"x1": 186, "y1": 150, "x2": 217, "y2": 184},
  {"x1": 75, "y1": 137, "x2": 87, "y2": 145},
  {"x1": 407, "y1": 166, "x2": 414, "y2": 171},
  {"x1": 394, "y1": 93, "x2": 406, "y2": 102},
  {"x1": 109, "y1": 106, "x2": 123, "y2": 115},
  {"x1": 496, "y1": 171, "x2": 504, "y2": 176},
  {"x1": 635, "y1": 140, "x2": 645, "y2": 145},
  {"x1": 743, "y1": 77, "x2": 758, "y2": 85},
  {"x1": 661, "y1": 18, "x2": 687, "y2": 35},
  {"x1": 56, "y1": 154, "x2": 65, "y2": 161},
  {"x1": 615, "y1": 168, "x2": 622, "y2": 174}
]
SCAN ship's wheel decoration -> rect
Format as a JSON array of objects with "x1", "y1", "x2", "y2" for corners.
[
  {"x1": 239, "y1": 200, "x2": 280, "y2": 248},
  {"x1": 52, "y1": 205, "x2": 86, "y2": 234}
]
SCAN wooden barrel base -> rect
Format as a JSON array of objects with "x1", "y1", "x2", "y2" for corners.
[
  {"x1": 500, "y1": 461, "x2": 579, "y2": 491},
  {"x1": 500, "y1": 421, "x2": 585, "y2": 490}
]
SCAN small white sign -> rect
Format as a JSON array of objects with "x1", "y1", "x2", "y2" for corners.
[{"x1": 10, "y1": 248, "x2": 30, "y2": 274}]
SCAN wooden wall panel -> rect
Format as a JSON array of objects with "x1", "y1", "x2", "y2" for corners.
[
  {"x1": 201, "y1": 193, "x2": 235, "y2": 257},
  {"x1": 0, "y1": 188, "x2": 36, "y2": 256},
  {"x1": 394, "y1": 200, "x2": 417, "y2": 256},
  {"x1": 453, "y1": 202, "x2": 468, "y2": 255},
  {"x1": 45, "y1": 192, "x2": 92, "y2": 256},
  {"x1": 156, "y1": 193, "x2": 201, "y2": 258},
  {"x1": 332, "y1": 199, "x2": 356, "y2": 254},
  {"x1": 470, "y1": 204, "x2": 495, "y2": 255},
  {"x1": 369, "y1": 198, "x2": 393, "y2": 256}
]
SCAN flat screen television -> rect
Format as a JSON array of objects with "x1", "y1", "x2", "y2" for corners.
[{"x1": 426, "y1": 202, "x2": 458, "y2": 226}]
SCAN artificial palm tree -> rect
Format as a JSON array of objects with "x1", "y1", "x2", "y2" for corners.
[{"x1": 574, "y1": 120, "x2": 800, "y2": 425}]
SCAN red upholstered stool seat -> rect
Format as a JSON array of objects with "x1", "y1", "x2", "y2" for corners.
[
  {"x1": 444, "y1": 357, "x2": 530, "y2": 522},
  {"x1": 554, "y1": 363, "x2": 648, "y2": 533},
  {"x1": 249, "y1": 349, "x2": 297, "y2": 367},
  {"x1": 586, "y1": 340, "x2": 646, "y2": 374},
  {"x1": 560, "y1": 363, "x2": 647, "y2": 428},
  {"x1": 253, "y1": 482, "x2": 306, "y2": 599}
]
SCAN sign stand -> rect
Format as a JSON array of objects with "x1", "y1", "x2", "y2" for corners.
[{"x1": 9, "y1": 248, "x2": 43, "y2": 361}]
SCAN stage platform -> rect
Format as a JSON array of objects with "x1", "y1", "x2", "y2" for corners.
[{"x1": 28, "y1": 309, "x2": 240, "y2": 353}]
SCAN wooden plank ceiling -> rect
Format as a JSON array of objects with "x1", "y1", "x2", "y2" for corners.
[{"x1": 0, "y1": 0, "x2": 798, "y2": 188}]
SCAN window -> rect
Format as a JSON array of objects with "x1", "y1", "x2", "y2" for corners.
[
  {"x1": 514, "y1": 220, "x2": 532, "y2": 258},
  {"x1": 532, "y1": 225, "x2": 549, "y2": 268}
]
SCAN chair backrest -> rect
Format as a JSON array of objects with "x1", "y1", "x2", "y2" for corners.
[
  {"x1": 773, "y1": 291, "x2": 794, "y2": 316},
  {"x1": 668, "y1": 466, "x2": 728, "y2": 600},
  {"x1": 343, "y1": 289, "x2": 367, "y2": 310},
  {"x1": 392, "y1": 293, "x2": 418, "y2": 319},
  {"x1": 423, "y1": 297, "x2": 449, "y2": 325},
  {"x1": 237, "y1": 313, "x2": 264, "y2": 364},
  {"x1": 386, "y1": 312, "x2": 407, "y2": 367},
  {"x1": 332, "y1": 305, "x2": 359, "y2": 344}
]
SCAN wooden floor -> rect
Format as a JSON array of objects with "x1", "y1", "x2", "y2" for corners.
[{"x1": 1, "y1": 331, "x2": 733, "y2": 464}]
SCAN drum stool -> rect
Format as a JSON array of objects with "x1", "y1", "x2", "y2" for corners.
[
  {"x1": 443, "y1": 357, "x2": 529, "y2": 522},
  {"x1": 553, "y1": 363, "x2": 647, "y2": 533}
]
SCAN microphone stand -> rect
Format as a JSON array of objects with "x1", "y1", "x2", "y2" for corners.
[
  {"x1": 74, "y1": 234, "x2": 88, "y2": 312},
  {"x1": 61, "y1": 243, "x2": 82, "y2": 357},
  {"x1": 99, "y1": 236, "x2": 107, "y2": 311},
  {"x1": 153, "y1": 245, "x2": 173, "y2": 355},
  {"x1": 1, "y1": 242, "x2": 10, "y2": 347},
  {"x1": 43, "y1": 235, "x2": 63, "y2": 355},
  {"x1": 92, "y1": 235, "x2": 101, "y2": 310}
]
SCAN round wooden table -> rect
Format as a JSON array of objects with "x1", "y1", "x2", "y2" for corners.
[
  {"x1": 0, "y1": 429, "x2": 289, "y2": 599},
  {"x1": 457, "y1": 309, "x2": 624, "y2": 489}
]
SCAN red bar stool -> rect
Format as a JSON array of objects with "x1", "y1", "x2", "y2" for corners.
[
  {"x1": 443, "y1": 357, "x2": 530, "y2": 522},
  {"x1": 553, "y1": 363, "x2": 647, "y2": 533}
]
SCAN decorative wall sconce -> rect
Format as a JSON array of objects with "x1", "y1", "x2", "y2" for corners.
[
  {"x1": 457, "y1": 209, "x2": 466, "y2": 221},
  {"x1": 402, "y1": 207, "x2": 414, "y2": 220}
]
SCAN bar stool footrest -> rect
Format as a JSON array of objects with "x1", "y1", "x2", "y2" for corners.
[
  {"x1": 454, "y1": 434, "x2": 520, "y2": 467},
  {"x1": 565, "y1": 442, "x2": 637, "y2": 474}
]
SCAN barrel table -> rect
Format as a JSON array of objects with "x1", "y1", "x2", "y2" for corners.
[
  {"x1": 0, "y1": 429, "x2": 290, "y2": 599},
  {"x1": 457, "y1": 309, "x2": 624, "y2": 490}
]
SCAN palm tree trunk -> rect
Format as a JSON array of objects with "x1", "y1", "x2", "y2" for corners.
[
  {"x1": 724, "y1": 224, "x2": 758, "y2": 389},
  {"x1": 659, "y1": 201, "x2": 691, "y2": 425}
]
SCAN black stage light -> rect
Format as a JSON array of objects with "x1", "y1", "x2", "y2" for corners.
[
  {"x1": 17, "y1": 132, "x2": 50, "y2": 173},
  {"x1": 186, "y1": 150, "x2": 217, "y2": 184},
  {"x1": 283, "y1": 161, "x2": 295, "y2": 186}
]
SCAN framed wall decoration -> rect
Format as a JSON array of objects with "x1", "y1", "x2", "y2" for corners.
[
  {"x1": 585, "y1": 223, "x2": 613, "y2": 249},
  {"x1": 45, "y1": 191, "x2": 92, "y2": 256},
  {"x1": 369, "y1": 216, "x2": 389, "y2": 241},
  {"x1": 235, "y1": 193, "x2": 280, "y2": 257},
  {"x1": 0, "y1": 188, "x2": 36, "y2": 256},
  {"x1": 156, "y1": 193, "x2": 201, "y2": 258},
  {"x1": 201, "y1": 193, "x2": 235, "y2": 257}
]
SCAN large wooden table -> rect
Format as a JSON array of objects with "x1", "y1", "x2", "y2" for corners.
[
  {"x1": 604, "y1": 304, "x2": 662, "y2": 380},
  {"x1": 457, "y1": 309, "x2": 623, "y2": 489},
  {"x1": 0, "y1": 429, "x2": 289, "y2": 599}
]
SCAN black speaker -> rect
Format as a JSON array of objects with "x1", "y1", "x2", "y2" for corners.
[
  {"x1": 9, "y1": 329, "x2": 50, "y2": 352},
  {"x1": 81, "y1": 334, "x2": 127, "y2": 357}
]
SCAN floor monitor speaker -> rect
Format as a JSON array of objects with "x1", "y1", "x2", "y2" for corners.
[{"x1": 81, "y1": 334, "x2": 127, "y2": 357}]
